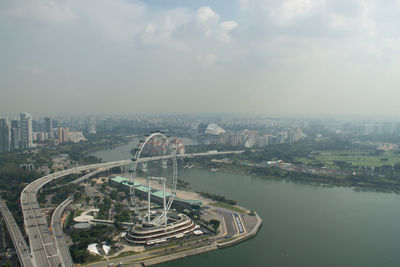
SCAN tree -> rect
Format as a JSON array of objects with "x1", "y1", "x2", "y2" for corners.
[
  {"x1": 209, "y1": 219, "x2": 220, "y2": 232},
  {"x1": 74, "y1": 191, "x2": 82, "y2": 200},
  {"x1": 110, "y1": 190, "x2": 117, "y2": 200}
]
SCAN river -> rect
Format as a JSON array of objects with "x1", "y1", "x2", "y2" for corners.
[{"x1": 90, "y1": 139, "x2": 400, "y2": 267}]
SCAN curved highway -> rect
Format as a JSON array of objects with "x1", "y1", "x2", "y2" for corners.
[
  {"x1": 51, "y1": 196, "x2": 74, "y2": 267},
  {"x1": 20, "y1": 160, "x2": 130, "y2": 267}
]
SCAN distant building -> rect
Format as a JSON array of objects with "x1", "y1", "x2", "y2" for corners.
[
  {"x1": 58, "y1": 128, "x2": 63, "y2": 143},
  {"x1": 276, "y1": 132, "x2": 286, "y2": 144},
  {"x1": 57, "y1": 127, "x2": 70, "y2": 143},
  {"x1": 205, "y1": 123, "x2": 225, "y2": 135},
  {"x1": 62, "y1": 127, "x2": 69, "y2": 142},
  {"x1": 20, "y1": 113, "x2": 33, "y2": 148},
  {"x1": 11, "y1": 127, "x2": 19, "y2": 150},
  {"x1": 87, "y1": 118, "x2": 96, "y2": 134},
  {"x1": 20, "y1": 163, "x2": 34, "y2": 171},
  {"x1": 32, "y1": 119, "x2": 40, "y2": 132},
  {"x1": 44, "y1": 117, "x2": 52, "y2": 138},
  {"x1": 0, "y1": 118, "x2": 11, "y2": 152},
  {"x1": 37, "y1": 132, "x2": 47, "y2": 142},
  {"x1": 68, "y1": 131, "x2": 86, "y2": 142},
  {"x1": 10, "y1": 119, "x2": 19, "y2": 150}
]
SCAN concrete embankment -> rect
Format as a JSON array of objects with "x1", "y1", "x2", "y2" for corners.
[{"x1": 143, "y1": 244, "x2": 218, "y2": 266}]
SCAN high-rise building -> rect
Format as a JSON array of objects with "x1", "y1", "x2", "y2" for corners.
[
  {"x1": 87, "y1": 118, "x2": 96, "y2": 134},
  {"x1": 58, "y1": 127, "x2": 63, "y2": 143},
  {"x1": 0, "y1": 118, "x2": 11, "y2": 152},
  {"x1": 62, "y1": 127, "x2": 69, "y2": 142},
  {"x1": 44, "y1": 117, "x2": 52, "y2": 138},
  {"x1": 11, "y1": 127, "x2": 19, "y2": 150},
  {"x1": 32, "y1": 119, "x2": 40, "y2": 132},
  {"x1": 20, "y1": 112, "x2": 33, "y2": 148},
  {"x1": 11, "y1": 119, "x2": 20, "y2": 150}
]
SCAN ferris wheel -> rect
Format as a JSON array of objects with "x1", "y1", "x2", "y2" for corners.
[{"x1": 129, "y1": 132, "x2": 178, "y2": 226}]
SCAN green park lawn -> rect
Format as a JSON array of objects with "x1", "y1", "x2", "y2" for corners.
[{"x1": 295, "y1": 150, "x2": 400, "y2": 169}]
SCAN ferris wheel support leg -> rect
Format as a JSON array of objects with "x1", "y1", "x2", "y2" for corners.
[
  {"x1": 163, "y1": 181, "x2": 167, "y2": 226},
  {"x1": 147, "y1": 178, "x2": 151, "y2": 223},
  {"x1": 129, "y1": 163, "x2": 137, "y2": 215}
]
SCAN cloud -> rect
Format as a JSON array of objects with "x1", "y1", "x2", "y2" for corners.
[
  {"x1": 328, "y1": 0, "x2": 376, "y2": 36},
  {"x1": 195, "y1": 6, "x2": 238, "y2": 43},
  {"x1": 1, "y1": 0, "x2": 78, "y2": 23},
  {"x1": 238, "y1": 0, "x2": 376, "y2": 36},
  {"x1": 218, "y1": 21, "x2": 238, "y2": 42},
  {"x1": 197, "y1": 6, "x2": 219, "y2": 25},
  {"x1": 3, "y1": 0, "x2": 400, "y2": 115},
  {"x1": 133, "y1": 5, "x2": 238, "y2": 63},
  {"x1": 276, "y1": 0, "x2": 325, "y2": 24}
]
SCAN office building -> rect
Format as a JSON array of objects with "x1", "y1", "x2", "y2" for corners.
[
  {"x1": 62, "y1": 127, "x2": 69, "y2": 142},
  {"x1": 87, "y1": 118, "x2": 96, "y2": 134},
  {"x1": 0, "y1": 118, "x2": 11, "y2": 152},
  {"x1": 10, "y1": 119, "x2": 20, "y2": 150},
  {"x1": 20, "y1": 112, "x2": 33, "y2": 148},
  {"x1": 44, "y1": 117, "x2": 52, "y2": 138}
]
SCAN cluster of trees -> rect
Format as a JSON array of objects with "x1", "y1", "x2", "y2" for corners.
[
  {"x1": 0, "y1": 162, "x2": 40, "y2": 226},
  {"x1": 109, "y1": 189, "x2": 120, "y2": 201},
  {"x1": 209, "y1": 219, "x2": 220, "y2": 232},
  {"x1": 70, "y1": 225, "x2": 114, "y2": 263},
  {"x1": 333, "y1": 160, "x2": 353, "y2": 169},
  {"x1": 177, "y1": 179, "x2": 190, "y2": 189},
  {"x1": 97, "y1": 197, "x2": 112, "y2": 220},
  {"x1": 38, "y1": 183, "x2": 84, "y2": 205},
  {"x1": 373, "y1": 163, "x2": 400, "y2": 177},
  {"x1": 196, "y1": 191, "x2": 237, "y2": 205},
  {"x1": 114, "y1": 205, "x2": 130, "y2": 224}
]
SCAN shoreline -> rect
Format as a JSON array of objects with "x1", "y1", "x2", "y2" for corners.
[{"x1": 186, "y1": 163, "x2": 400, "y2": 195}]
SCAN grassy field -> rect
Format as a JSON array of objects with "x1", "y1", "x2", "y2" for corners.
[
  {"x1": 296, "y1": 150, "x2": 400, "y2": 169},
  {"x1": 210, "y1": 202, "x2": 246, "y2": 214}
]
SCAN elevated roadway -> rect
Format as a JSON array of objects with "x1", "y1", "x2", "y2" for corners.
[
  {"x1": 51, "y1": 196, "x2": 74, "y2": 267},
  {"x1": 71, "y1": 169, "x2": 103, "y2": 184},
  {"x1": 20, "y1": 160, "x2": 130, "y2": 267},
  {"x1": 0, "y1": 200, "x2": 34, "y2": 267}
]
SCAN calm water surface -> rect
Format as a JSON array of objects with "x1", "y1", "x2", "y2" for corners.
[{"x1": 91, "y1": 140, "x2": 400, "y2": 267}]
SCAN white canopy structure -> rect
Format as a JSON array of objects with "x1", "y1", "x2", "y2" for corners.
[{"x1": 205, "y1": 123, "x2": 225, "y2": 135}]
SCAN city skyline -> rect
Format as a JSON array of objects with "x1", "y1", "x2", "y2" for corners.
[{"x1": 2, "y1": 0, "x2": 400, "y2": 116}]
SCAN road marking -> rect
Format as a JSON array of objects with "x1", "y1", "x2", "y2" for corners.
[
  {"x1": 231, "y1": 213, "x2": 245, "y2": 234},
  {"x1": 238, "y1": 214, "x2": 247, "y2": 234}
]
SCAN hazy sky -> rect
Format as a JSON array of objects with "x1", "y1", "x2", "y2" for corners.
[{"x1": 1, "y1": 0, "x2": 400, "y2": 116}]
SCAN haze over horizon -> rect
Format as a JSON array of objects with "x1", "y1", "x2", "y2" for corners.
[{"x1": 1, "y1": 0, "x2": 400, "y2": 116}]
